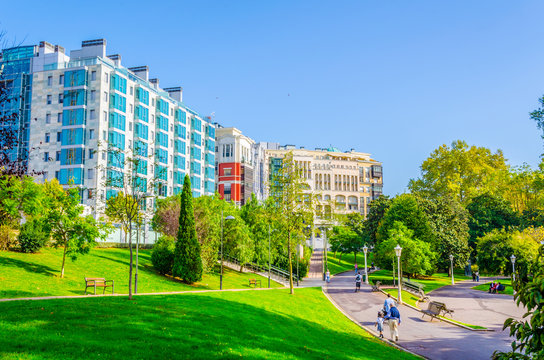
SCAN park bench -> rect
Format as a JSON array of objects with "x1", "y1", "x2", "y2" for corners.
[
  {"x1": 421, "y1": 301, "x2": 442, "y2": 321},
  {"x1": 433, "y1": 301, "x2": 454, "y2": 317},
  {"x1": 249, "y1": 279, "x2": 261, "y2": 288},
  {"x1": 403, "y1": 280, "x2": 429, "y2": 302},
  {"x1": 84, "y1": 277, "x2": 114, "y2": 295},
  {"x1": 371, "y1": 281, "x2": 381, "y2": 292}
]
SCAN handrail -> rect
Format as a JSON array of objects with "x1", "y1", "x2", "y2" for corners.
[{"x1": 220, "y1": 253, "x2": 298, "y2": 282}]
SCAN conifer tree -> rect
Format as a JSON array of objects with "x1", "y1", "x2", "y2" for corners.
[{"x1": 172, "y1": 175, "x2": 202, "y2": 283}]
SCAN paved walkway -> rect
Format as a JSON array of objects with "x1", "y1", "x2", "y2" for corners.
[
  {"x1": 308, "y1": 248, "x2": 324, "y2": 278},
  {"x1": 327, "y1": 272, "x2": 525, "y2": 360}
]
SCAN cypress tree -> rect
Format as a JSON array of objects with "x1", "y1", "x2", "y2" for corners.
[{"x1": 172, "y1": 175, "x2": 203, "y2": 283}]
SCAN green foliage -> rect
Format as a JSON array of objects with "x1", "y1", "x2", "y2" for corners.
[
  {"x1": 44, "y1": 179, "x2": 110, "y2": 277},
  {"x1": 362, "y1": 195, "x2": 390, "y2": 245},
  {"x1": 223, "y1": 216, "x2": 254, "y2": 271},
  {"x1": 408, "y1": 140, "x2": 508, "y2": 205},
  {"x1": 173, "y1": 175, "x2": 203, "y2": 284},
  {"x1": 152, "y1": 195, "x2": 180, "y2": 237},
  {"x1": 151, "y1": 235, "x2": 175, "y2": 275},
  {"x1": 493, "y1": 246, "x2": 544, "y2": 359},
  {"x1": 417, "y1": 196, "x2": 470, "y2": 270},
  {"x1": 0, "y1": 176, "x2": 44, "y2": 227},
  {"x1": 240, "y1": 194, "x2": 274, "y2": 266},
  {"x1": 0, "y1": 225, "x2": 17, "y2": 251},
  {"x1": 375, "y1": 221, "x2": 435, "y2": 277},
  {"x1": 329, "y1": 225, "x2": 361, "y2": 263},
  {"x1": 377, "y1": 194, "x2": 434, "y2": 246},
  {"x1": 530, "y1": 94, "x2": 544, "y2": 157},
  {"x1": 18, "y1": 218, "x2": 49, "y2": 253},
  {"x1": 476, "y1": 228, "x2": 540, "y2": 280},
  {"x1": 467, "y1": 193, "x2": 519, "y2": 252}
]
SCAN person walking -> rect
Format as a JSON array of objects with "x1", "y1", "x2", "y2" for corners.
[
  {"x1": 472, "y1": 272, "x2": 476, "y2": 282},
  {"x1": 385, "y1": 305, "x2": 401, "y2": 342},
  {"x1": 384, "y1": 293, "x2": 396, "y2": 313},
  {"x1": 476, "y1": 271, "x2": 480, "y2": 282},
  {"x1": 325, "y1": 269, "x2": 330, "y2": 283},
  {"x1": 355, "y1": 272, "x2": 362, "y2": 292},
  {"x1": 375, "y1": 311, "x2": 385, "y2": 338},
  {"x1": 354, "y1": 262, "x2": 358, "y2": 275}
]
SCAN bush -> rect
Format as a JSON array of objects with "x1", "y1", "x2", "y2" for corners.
[
  {"x1": 18, "y1": 219, "x2": 49, "y2": 253},
  {"x1": 151, "y1": 235, "x2": 175, "y2": 275},
  {"x1": 0, "y1": 225, "x2": 17, "y2": 250}
]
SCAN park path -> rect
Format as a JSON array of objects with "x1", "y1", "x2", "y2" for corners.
[
  {"x1": 326, "y1": 272, "x2": 524, "y2": 360},
  {"x1": 308, "y1": 248, "x2": 323, "y2": 278}
]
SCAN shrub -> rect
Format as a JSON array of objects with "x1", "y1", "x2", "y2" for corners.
[
  {"x1": 18, "y1": 219, "x2": 49, "y2": 253},
  {"x1": 0, "y1": 225, "x2": 17, "y2": 250},
  {"x1": 151, "y1": 235, "x2": 175, "y2": 275}
]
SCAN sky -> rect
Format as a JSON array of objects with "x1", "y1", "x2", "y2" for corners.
[{"x1": 2, "y1": 1, "x2": 543, "y2": 195}]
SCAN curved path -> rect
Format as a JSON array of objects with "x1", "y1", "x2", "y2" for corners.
[{"x1": 326, "y1": 272, "x2": 525, "y2": 360}]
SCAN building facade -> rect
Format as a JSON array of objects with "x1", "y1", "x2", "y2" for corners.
[
  {"x1": 1, "y1": 39, "x2": 216, "y2": 218},
  {"x1": 266, "y1": 146, "x2": 383, "y2": 218}
]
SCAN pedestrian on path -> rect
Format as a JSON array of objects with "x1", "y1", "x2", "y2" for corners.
[
  {"x1": 472, "y1": 272, "x2": 476, "y2": 282},
  {"x1": 355, "y1": 272, "x2": 362, "y2": 292},
  {"x1": 476, "y1": 271, "x2": 480, "y2": 282},
  {"x1": 385, "y1": 306, "x2": 401, "y2": 342},
  {"x1": 384, "y1": 293, "x2": 396, "y2": 313},
  {"x1": 375, "y1": 311, "x2": 385, "y2": 338},
  {"x1": 326, "y1": 269, "x2": 330, "y2": 283},
  {"x1": 355, "y1": 262, "x2": 358, "y2": 275}
]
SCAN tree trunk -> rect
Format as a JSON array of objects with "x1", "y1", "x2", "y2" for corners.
[
  {"x1": 61, "y1": 239, "x2": 68, "y2": 278},
  {"x1": 288, "y1": 232, "x2": 294, "y2": 295},
  {"x1": 128, "y1": 225, "x2": 133, "y2": 300}
]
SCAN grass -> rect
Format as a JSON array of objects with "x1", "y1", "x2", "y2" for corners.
[
  {"x1": 368, "y1": 269, "x2": 471, "y2": 293},
  {"x1": 326, "y1": 252, "x2": 373, "y2": 275},
  {"x1": 438, "y1": 316, "x2": 487, "y2": 330},
  {"x1": 472, "y1": 279, "x2": 514, "y2": 296},
  {"x1": 0, "y1": 287, "x2": 419, "y2": 360},
  {"x1": 0, "y1": 248, "x2": 281, "y2": 299}
]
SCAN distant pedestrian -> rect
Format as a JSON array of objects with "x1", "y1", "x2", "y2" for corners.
[
  {"x1": 385, "y1": 306, "x2": 401, "y2": 342},
  {"x1": 476, "y1": 271, "x2": 480, "y2": 282},
  {"x1": 375, "y1": 311, "x2": 385, "y2": 338},
  {"x1": 326, "y1": 269, "x2": 330, "y2": 283},
  {"x1": 355, "y1": 272, "x2": 362, "y2": 292},
  {"x1": 355, "y1": 263, "x2": 358, "y2": 275},
  {"x1": 472, "y1": 272, "x2": 476, "y2": 282},
  {"x1": 371, "y1": 261, "x2": 375, "y2": 270},
  {"x1": 384, "y1": 293, "x2": 396, "y2": 313}
]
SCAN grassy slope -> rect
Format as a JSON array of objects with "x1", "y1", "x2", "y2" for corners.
[
  {"x1": 0, "y1": 248, "x2": 281, "y2": 299},
  {"x1": 0, "y1": 287, "x2": 418, "y2": 360},
  {"x1": 326, "y1": 252, "x2": 373, "y2": 275},
  {"x1": 472, "y1": 279, "x2": 514, "y2": 296}
]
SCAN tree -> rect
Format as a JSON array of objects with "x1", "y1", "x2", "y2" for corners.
[
  {"x1": 329, "y1": 225, "x2": 359, "y2": 263},
  {"x1": 269, "y1": 152, "x2": 314, "y2": 294},
  {"x1": 105, "y1": 192, "x2": 141, "y2": 298},
  {"x1": 0, "y1": 175, "x2": 44, "y2": 227},
  {"x1": 240, "y1": 194, "x2": 274, "y2": 266},
  {"x1": 530, "y1": 94, "x2": 544, "y2": 157},
  {"x1": 467, "y1": 193, "x2": 519, "y2": 253},
  {"x1": 172, "y1": 175, "x2": 202, "y2": 284},
  {"x1": 408, "y1": 140, "x2": 508, "y2": 205},
  {"x1": 44, "y1": 179, "x2": 109, "y2": 278},
  {"x1": 374, "y1": 221, "x2": 435, "y2": 277},
  {"x1": 417, "y1": 196, "x2": 470, "y2": 271},
  {"x1": 223, "y1": 216, "x2": 254, "y2": 271},
  {"x1": 152, "y1": 195, "x2": 180, "y2": 238},
  {"x1": 362, "y1": 195, "x2": 391, "y2": 246}
]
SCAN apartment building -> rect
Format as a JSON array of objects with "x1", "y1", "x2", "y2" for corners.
[
  {"x1": 1, "y1": 39, "x2": 216, "y2": 218},
  {"x1": 266, "y1": 146, "x2": 383, "y2": 218}
]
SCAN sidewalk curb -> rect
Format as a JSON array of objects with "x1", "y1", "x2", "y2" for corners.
[{"x1": 322, "y1": 281, "x2": 427, "y2": 359}]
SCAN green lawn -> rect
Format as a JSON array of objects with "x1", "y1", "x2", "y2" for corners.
[
  {"x1": 472, "y1": 279, "x2": 514, "y2": 296},
  {"x1": 0, "y1": 287, "x2": 418, "y2": 360},
  {"x1": 369, "y1": 269, "x2": 471, "y2": 293},
  {"x1": 0, "y1": 248, "x2": 281, "y2": 299},
  {"x1": 326, "y1": 251, "x2": 373, "y2": 275}
]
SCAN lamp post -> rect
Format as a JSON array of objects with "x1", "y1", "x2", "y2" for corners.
[
  {"x1": 394, "y1": 244, "x2": 402, "y2": 305},
  {"x1": 510, "y1": 254, "x2": 516, "y2": 284},
  {"x1": 449, "y1": 254, "x2": 454, "y2": 285},
  {"x1": 268, "y1": 223, "x2": 271, "y2": 288},
  {"x1": 363, "y1": 245, "x2": 369, "y2": 285},
  {"x1": 220, "y1": 209, "x2": 235, "y2": 290}
]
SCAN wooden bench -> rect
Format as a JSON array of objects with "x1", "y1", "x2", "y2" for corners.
[
  {"x1": 433, "y1": 301, "x2": 454, "y2": 317},
  {"x1": 421, "y1": 301, "x2": 442, "y2": 321},
  {"x1": 85, "y1": 277, "x2": 114, "y2": 295},
  {"x1": 371, "y1": 281, "x2": 381, "y2": 292},
  {"x1": 249, "y1": 279, "x2": 261, "y2": 288}
]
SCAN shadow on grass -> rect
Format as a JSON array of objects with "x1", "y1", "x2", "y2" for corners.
[
  {"x1": 0, "y1": 291, "x2": 413, "y2": 360},
  {"x1": 0, "y1": 256, "x2": 57, "y2": 277}
]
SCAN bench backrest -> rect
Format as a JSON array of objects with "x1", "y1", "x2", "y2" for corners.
[
  {"x1": 85, "y1": 277, "x2": 106, "y2": 284},
  {"x1": 427, "y1": 301, "x2": 442, "y2": 314}
]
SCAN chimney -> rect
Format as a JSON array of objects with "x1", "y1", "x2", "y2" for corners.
[
  {"x1": 107, "y1": 54, "x2": 121, "y2": 66},
  {"x1": 164, "y1": 86, "x2": 183, "y2": 102},
  {"x1": 150, "y1": 78, "x2": 159, "y2": 89},
  {"x1": 128, "y1": 66, "x2": 149, "y2": 81},
  {"x1": 71, "y1": 39, "x2": 106, "y2": 59}
]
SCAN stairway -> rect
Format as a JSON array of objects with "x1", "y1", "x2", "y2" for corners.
[{"x1": 307, "y1": 249, "x2": 324, "y2": 279}]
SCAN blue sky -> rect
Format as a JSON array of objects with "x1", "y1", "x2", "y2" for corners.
[{"x1": 3, "y1": 1, "x2": 543, "y2": 194}]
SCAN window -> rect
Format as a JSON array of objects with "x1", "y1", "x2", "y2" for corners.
[
  {"x1": 88, "y1": 169, "x2": 94, "y2": 179},
  {"x1": 89, "y1": 129, "x2": 95, "y2": 139},
  {"x1": 45, "y1": 133, "x2": 50, "y2": 143},
  {"x1": 59, "y1": 74, "x2": 64, "y2": 85},
  {"x1": 90, "y1": 109, "x2": 96, "y2": 119},
  {"x1": 224, "y1": 168, "x2": 232, "y2": 176},
  {"x1": 47, "y1": 95, "x2": 52, "y2": 105},
  {"x1": 129, "y1": 104, "x2": 133, "y2": 113},
  {"x1": 56, "y1": 132, "x2": 61, "y2": 142},
  {"x1": 104, "y1": 91, "x2": 108, "y2": 102},
  {"x1": 91, "y1": 71, "x2": 96, "y2": 81},
  {"x1": 129, "y1": 121, "x2": 133, "y2": 131},
  {"x1": 130, "y1": 87, "x2": 133, "y2": 95},
  {"x1": 89, "y1": 150, "x2": 94, "y2": 159},
  {"x1": 58, "y1": 93, "x2": 63, "y2": 104},
  {"x1": 103, "y1": 131, "x2": 107, "y2": 141},
  {"x1": 44, "y1": 152, "x2": 49, "y2": 162},
  {"x1": 55, "y1": 171, "x2": 59, "y2": 179},
  {"x1": 103, "y1": 111, "x2": 107, "y2": 122},
  {"x1": 104, "y1": 73, "x2": 108, "y2": 83},
  {"x1": 90, "y1": 90, "x2": 96, "y2": 101},
  {"x1": 45, "y1": 113, "x2": 51, "y2": 124},
  {"x1": 102, "y1": 151, "x2": 106, "y2": 160},
  {"x1": 47, "y1": 76, "x2": 52, "y2": 86},
  {"x1": 57, "y1": 112, "x2": 62, "y2": 123},
  {"x1": 56, "y1": 151, "x2": 60, "y2": 161},
  {"x1": 43, "y1": 172, "x2": 48, "y2": 181}
]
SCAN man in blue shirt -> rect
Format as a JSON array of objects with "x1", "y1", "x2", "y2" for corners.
[{"x1": 385, "y1": 305, "x2": 401, "y2": 342}]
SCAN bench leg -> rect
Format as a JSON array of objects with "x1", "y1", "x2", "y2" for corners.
[
  {"x1": 112, "y1": 283, "x2": 114, "y2": 295},
  {"x1": 94, "y1": 284, "x2": 96, "y2": 295}
]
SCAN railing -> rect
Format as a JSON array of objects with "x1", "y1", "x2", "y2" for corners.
[{"x1": 220, "y1": 253, "x2": 298, "y2": 283}]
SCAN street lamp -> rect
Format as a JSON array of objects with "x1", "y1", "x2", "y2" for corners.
[
  {"x1": 268, "y1": 224, "x2": 271, "y2": 288},
  {"x1": 394, "y1": 244, "x2": 402, "y2": 305},
  {"x1": 363, "y1": 245, "x2": 369, "y2": 285},
  {"x1": 220, "y1": 209, "x2": 235, "y2": 290},
  {"x1": 449, "y1": 254, "x2": 454, "y2": 285},
  {"x1": 510, "y1": 254, "x2": 516, "y2": 283}
]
